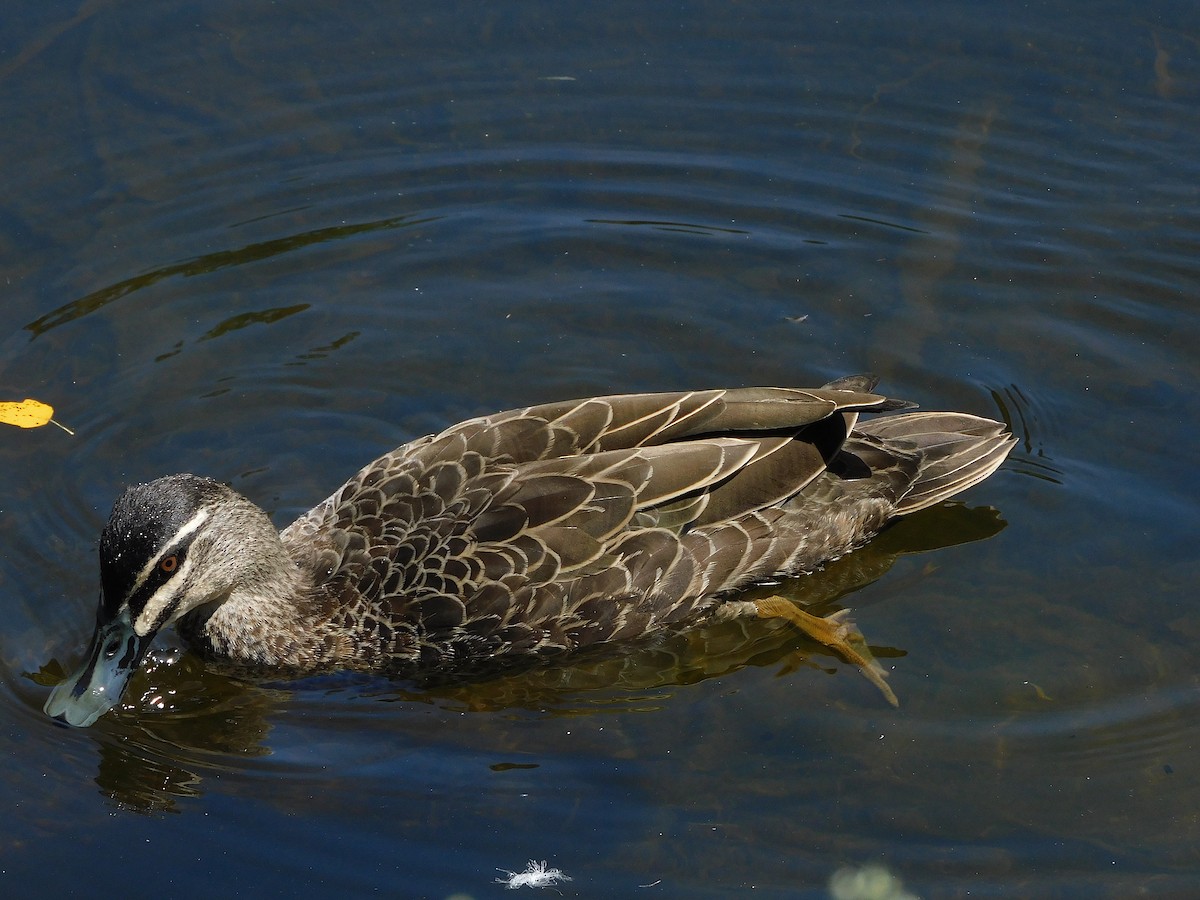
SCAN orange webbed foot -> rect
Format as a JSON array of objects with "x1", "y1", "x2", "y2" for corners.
[{"x1": 753, "y1": 596, "x2": 898, "y2": 707}]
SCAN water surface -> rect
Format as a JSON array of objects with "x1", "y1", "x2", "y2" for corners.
[{"x1": 2, "y1": 1, "x2": 1198, "y2": 897}]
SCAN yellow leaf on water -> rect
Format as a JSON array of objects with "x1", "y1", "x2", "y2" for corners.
[{"x1": 0, "y1": 398, "x2": 55, "y2": 429}]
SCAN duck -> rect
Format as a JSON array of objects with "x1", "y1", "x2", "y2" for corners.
[{"x1": 45, "y1": 375, "x2": 1015, "y2": 727}]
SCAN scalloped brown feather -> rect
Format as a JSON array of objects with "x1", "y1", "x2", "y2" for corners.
[{"x1": 259, "y1": 377, "x2": 1014, "y2": 675}]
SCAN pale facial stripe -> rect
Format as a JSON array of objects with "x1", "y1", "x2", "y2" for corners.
[
  {"x1": 123, "y1": 509, "x2": 209, "y2": 636},
  {"x1": 133, "y1": 554, "x2": 197, "y2": 636}
]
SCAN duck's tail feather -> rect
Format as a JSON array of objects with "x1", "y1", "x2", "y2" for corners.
[{"x1": 852, "y1": 412, "x2": 1016, "y2": 515}]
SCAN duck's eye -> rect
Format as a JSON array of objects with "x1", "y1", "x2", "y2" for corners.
[{"x1": 160, "y1": 555, "x2": 179, "y2": 574}]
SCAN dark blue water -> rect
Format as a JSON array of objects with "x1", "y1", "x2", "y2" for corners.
[{"x1": 2, "y1": 1, "x2": 1198, "y2": 896}]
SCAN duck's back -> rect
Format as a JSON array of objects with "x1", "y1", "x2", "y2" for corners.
[{"x1": 278, "y1": 377, "x2": 1013, "y2": 672}]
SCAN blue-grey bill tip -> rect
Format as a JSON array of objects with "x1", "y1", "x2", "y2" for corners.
[{"x1": 44, "y1": 609, "x2": 147, "y2": 728}]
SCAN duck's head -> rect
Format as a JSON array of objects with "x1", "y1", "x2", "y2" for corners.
[{"x1": 45, "y1": 474, "x2": 275, "y2": 727}]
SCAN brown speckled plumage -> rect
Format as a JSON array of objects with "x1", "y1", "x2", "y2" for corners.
[{"x1": 46, "y1": 375, "x2": 1015, "y2": 726}]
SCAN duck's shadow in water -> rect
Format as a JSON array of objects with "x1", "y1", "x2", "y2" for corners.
[{"x1": 32, "y1": 501, "x2": 1004, "y2": 812}]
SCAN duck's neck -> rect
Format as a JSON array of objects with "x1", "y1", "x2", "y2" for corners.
[{"x1": 177, "y1": 527, "x2": 342, "y2": 670}]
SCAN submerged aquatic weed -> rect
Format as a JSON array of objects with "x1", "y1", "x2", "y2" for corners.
[{"x1": 829, "y1": 862, "x2": 919, "y2": 900}]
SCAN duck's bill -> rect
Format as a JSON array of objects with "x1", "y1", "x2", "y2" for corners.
[{"x1": 44, "y1": 608, "x2": 151, "y2": 728}]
